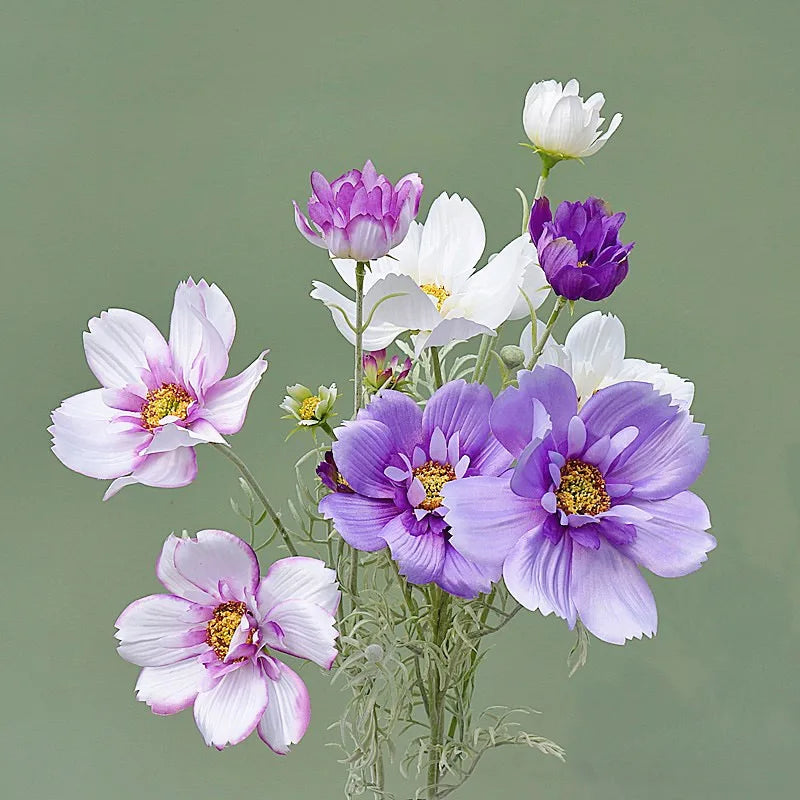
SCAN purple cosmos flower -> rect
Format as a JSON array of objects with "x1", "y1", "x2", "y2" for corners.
[
  {"x1": 363, "y1": 349, "x2": 412, "y2": 392},
  {"x1": 49, "y1": 278, "x2": 268, "y2": 500},
  {"x1": 318, "y1": 381, "x2": 512, "y2": 599},
  {"x1": 293, "y1": 160, "x2": 424, "y2": 261},
  {"x1": 528, "y1": 196, "x2": 634, "y2": 301},
  {"x1": 443, "y1": 366, "x2": 714, "y2": 644},
  {"x1": 115, "y1": 530, "x2": 340, "y2": 752}
]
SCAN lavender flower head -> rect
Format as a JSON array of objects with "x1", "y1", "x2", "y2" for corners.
[
  {"x1": 293, "y1": 160, "x2": 423, "y2": 261},
  {"x1": 529, "y1": 196, "x2": 634, "y2": 301},
  {"x1": 444, "y1": 366, "x2": 714, "y2": 644},
  {"x1": 318, "y1": 381, "x2": 512, "y2": 599}
]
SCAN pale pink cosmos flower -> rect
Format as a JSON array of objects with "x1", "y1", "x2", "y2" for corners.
[
  {"x1": 115, "y1": 529, "x2": 340, "y2": 752},
  {"x1": 49, "y1": 278, "x2": 268, "y2": 499}
]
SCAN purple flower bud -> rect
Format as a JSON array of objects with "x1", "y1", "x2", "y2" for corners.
[
  {"x1": 316, "y1": 451, "x2": 353, "y2": 494},
  {"x1": 528, "y1": 196, "x2": 634, "y2": 302},
  {"x1": 293, "y1": 160, "x2": 423, "y2": 261},
  {"x1": 362, "y1": 349, "x2": 412, "y2": 392}
]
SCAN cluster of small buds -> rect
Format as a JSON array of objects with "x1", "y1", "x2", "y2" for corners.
[
  {"x1": 363, "y1": 349, "x2": 412, "y2": 393},
  {"x1": 280, "y1": 383, "x2": 338, "y2": 431}
]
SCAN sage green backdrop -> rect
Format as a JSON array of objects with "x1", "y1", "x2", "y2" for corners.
[{"x1": 2, "y1": 1, "x2": 797, "y2": 798}]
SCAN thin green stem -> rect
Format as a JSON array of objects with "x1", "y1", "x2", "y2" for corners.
[
  {"x1": 426, "y1": 586, "x2": 451, "y2": 800},
  {"x1": 534, "y1": 162, "x2": 550, "y2": 200},
  {"x1": 211, "y1": 442, "x2": 297, "y2": 556},
  {"x1": 525, "y1": 295, "x2": 567, "y2": 371},
  {"x1": 471, "y1": 334, "x2": 491, "y2": 382},
  {"x1": 353, "y1": 261, "x2": 367, "y2": 416},
  {"x1": 430, "y1": 346, "x2": 444, "y2": 389}
]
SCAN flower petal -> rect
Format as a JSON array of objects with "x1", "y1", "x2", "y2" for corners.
[
  {"x1": 257, "y1": 660, "x2": 311, "y2": 755},
  {"x1": 103, "y1": 446, "x2": 198, "y2": 499},
  {"x1": 182, "y1": 278, "x2": 236, "y2": 351},
  {"x1": 293, "y1": 201, "x2": 326, "y2": 248},
  {"x1": 201, "y1": 350, "x2": 269, "y2": 434},
  {"x1": 261, "y1": 599, "x2": 338, "y2": 669},
  {"x1": 611, "y1": 358, "x2": 694, "y2": 410},
  {"x1": 134, "y1": 658, "x2": 207, "y2": 715},
  {"x1": 193, "y1": 660, "x2": 268, "y2": 748},
  {"x1": 436, "y1": 543, "x2": 498, "y2": 599},
  {"x1": 318, "y1": 493, "x2": 395, "y2": 551},
  {"x1": 562, "y1": 312, "x2": 626, "y2": 402},
  {"x1": 257, "y1": 557, "x2": 340, "y2": 616},
  {"x1": 173, "y1": 529, "x2": 260, "y2": 602},
  {"x1": 83, "y1": 308, "x2": 170, "y2": 391},
  {"x1": 331, "y1": 419, "x2": 397, "y2": 499},
  {"x1": 358, "y1": 389, "x2": 422, "y2": 457},
  {"x1": 156, "y1": 534, "x2": 217, "y2": 604},
  {"x1": 570, "y1": 539, "x2": 657, "y2": 644},
  {"x1": 381, "y1": 513, "x2": 446, "y2": 585}
]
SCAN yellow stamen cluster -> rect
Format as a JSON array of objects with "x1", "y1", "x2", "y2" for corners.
[
  {"x1": 419, "y1": 283, "x2": 450, "y2": 312},
  {"x1": 413, "y1": 460, "x2": 456, "y2": 511},
  {"x1": 298, "y1": 395, "x2": 322, "y2": 420},
  {"x1": 206, "y1": 601, "x2": 248, "y2": 661},
  {"x1": 556, "y1": 459, "x2": 611, "y2": 516},
  {"x1": 140, "y1": 383, "x2": 192, "y2": 430},
  {"x1": 576, "y1": 260, "x2": 589, "y2": 268}
]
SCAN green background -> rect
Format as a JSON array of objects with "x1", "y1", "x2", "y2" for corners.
[{"x1": 2, "y1": 1, "x2": 797, "y2": 797}]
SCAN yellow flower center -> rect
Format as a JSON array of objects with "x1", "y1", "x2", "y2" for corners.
[
  {"x1": 299, "y1": 395, "x2": 322, "y2": 420},
  {"x1": 140, "y1": 383, "x2": 192, "y2": 430},
  {"x1": 555, "y1": 459, "x2": 611, "y2": 516},
  {"x1": 206, "y1": 601, "x2": 251, "y2": 661},
  {"x1": 420, "y1": 283, "x2": 450, "y2": 312},
  {"x1": 576, "y1": 260, "x2": 589, "y2": 268},
  {"x1": 412, "y1": 460, "x2": 456, "y2": 511}
]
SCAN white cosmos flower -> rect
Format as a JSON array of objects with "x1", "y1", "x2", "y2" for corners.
[
  {"x1": 522, "y1": 79, "x2": 622, "y2": 160},
  {"x1": 311, "y1": 192, "x2": 549, "y2": 354},
  {"x1": 519, "y1": 311, "x2": 694, "y2": 409}
]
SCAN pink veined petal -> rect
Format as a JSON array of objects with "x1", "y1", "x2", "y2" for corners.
[
  {"x1": 168, "y1": 281, "x2": 229, "y2": 395},
  {"x1": 134, "y1": 658, "x2": 207, "y2": 715},
  {"x1": 49, "y1": 389, "x2": 150, "y2": 479},
  {"x1": 193, "y1": 660, "x2": 269, "y2": 749},
  {"x1": 261, "y1": 599, "x2": 338, "y2": 669},
  {"x1": 173, "y1": 529, "x2": 260, "y2": 602},
  {"x1": 83, "y1": 308, "x2": 170, "y2": 391},
  {"x1": 183, "y1": 277, "x2": 236, "y2": 351},
  {"x1": 257, "y1": 659, "x2": 311, "y2": 755},
  {"x1": 115, "y1": 594, "x2": 211, "y2": 667},
  {"x1": 256, "y1": 557, "x2": 340, "y2": 616},
  {"x1": 200, "y1": 350, "x2": 269, "y2": 435},
  {"x1": 157, "y1": 534, "x2": 218, "y2": 604},
  {"x1": 103, "y1": 447, "x2": 198, "y2": 500},
  {"x1": 570, "y1": 538, "x2": 657, "y2": 645}
]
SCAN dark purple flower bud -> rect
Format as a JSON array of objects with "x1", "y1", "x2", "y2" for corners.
[
  {"x1": 528, "y1": 196, "x2": 634, "y2": 302},
  {"x1": 363, "y1": 349, "x2": 412, "y2": 392},
  {"x1": 293, "y1": 160, "x2": 423, "y2": 261},
  {"x1": 316, "y1": 451, "x2": 353, "y2": 494}
]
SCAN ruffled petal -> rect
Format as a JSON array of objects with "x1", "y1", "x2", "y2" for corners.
[
  {"x1": 134, "y1": 658, "x2": 207, "y2": 715},
  {"x1": 156, "y1": 534, "x2": 217, "y2": 604},
  {"x1": 318, "y1": 493, "x2": 396, "y2": 551},
  {"x1": 261, "y1": 599, "x2": 338, "y2": 669},
  {"x1": 610, "y1": 358, "x2": 694, "y2": 410},
  {"x1": 562, "y1": 312, "x2": 626, "y2": 403},
  {"x1": 83, "y1": 308, "x2": 170, "y2": 391},
  {"x1": 257, "y1": 660, "x2": 311, "y2": 755},
  {"x1": 193, "y1": 660, "x2": 269, "y2": 748},
  {"x1": 570, "y1": 539, "x2": 657, "y2": 645},
  {"x1": 180, "y1": 278, "x2": 236, "y2": 351},
  {"x1": 257, "y1": 557, "x2": 340, "y2": 616},
  {"x1": 201, "y1": 350, "x2": 269, "y2": 434}
]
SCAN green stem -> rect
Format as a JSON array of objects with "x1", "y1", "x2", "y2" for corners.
[
  {"x1": 353, "y1": 261, "x2": 367, "y2": 416},
  {"x1": 211, "y1": 442, "x2": 297, "y2": 556},
  {"x1": 471, "y1": 334, "x2": 491, "y2": 382},
  {"x1": 525, "y1": 295, "x2": 567, "y2": 371},
  {"x1": 534, "y1": 162, "x2": 550, "y2": 200},
  {"x1": 426, "y1": 586, "x2": 450, "y2": 800},
  {"x1": 430, "y1": 346, "x2": 444, "y2": 389}
]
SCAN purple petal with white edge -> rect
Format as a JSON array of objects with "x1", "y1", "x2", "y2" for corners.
[
  {"x1": 570, "y1": 539, "x2": 657, "y2": 645},
  {"x1": 115, "y1": 594, "x2": 210, "y2": 667},
  {"x1": 261, "y1": 600, "x2": 338, "y2": 669},
  {"x1": 168, "y1": 280, "x2": 229, "y2": 395},
  {"x1": 436, "y1": 543, "x2": 498, "y2": 599},
  {"x1": 135, "y1": 658, "x2": 207, "y2": 715},
  {"x1": 257, "y1": 659, "x2": 311, "y2": 755},
  {"x1": 620, "y1": 492, "x2": 715, "y2": 577},
  {"x1": 256, "y1": 557, "x2": 340, "y2": 616},
  {"x1": 609, "y1": 411, "x2": 709, "y2": 500},
  {"x1": 193, "y1": 660, "x2": 269, "y2": 749},
  {"x1": 381, "y1": 513, "x2": 446, "y2": 585},
  {"x1": 443, "y1": 476, "x2": 542, "y2": 570},
  {"x1": 343, "y1": 215, "x2": 390, "y2": 261},
  {"x1": 49, "y1": 389, "x2": 150, "y2": 479},
  {"x1": 103, "y1": 446, "x2": 198, "y2": 499},
  {"x1": 201, "y1": 350, "x2": 269, "y2": 435},
  {"x1": 182, "y1": 278, "x2": 237, "y2": 352},
  {"x1": 503, "y1": 528, "x2": 576, "y2": 626},
  {"x1": 358, "y1": 390, "x2": 422, "y2": 457},
  {"x1": 422, "y1": 380, "x2": 511, "y2": 476},
  {"x1": 83, "y1": 308, "x2": 170, "y2": 391},
  {"x1": 156, "y1": 534, "x2": 215, "y2": 604},
  {"x1": 173, "y1": 529, "x2": 260, "y2": 602},
  {"x1": 331, "y1": 419, "x2": 397, "y2": 499},
  {"x1": 293, "y1": 201, "x2": 326, "y2": 248},
  {"x1": 318, "y1": 493, "x2": 395, "y2": 551}
]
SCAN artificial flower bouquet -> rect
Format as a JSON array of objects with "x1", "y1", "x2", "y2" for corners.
[{"x1": 49, "y1": 78, "x2": 714, "y2": 799}]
